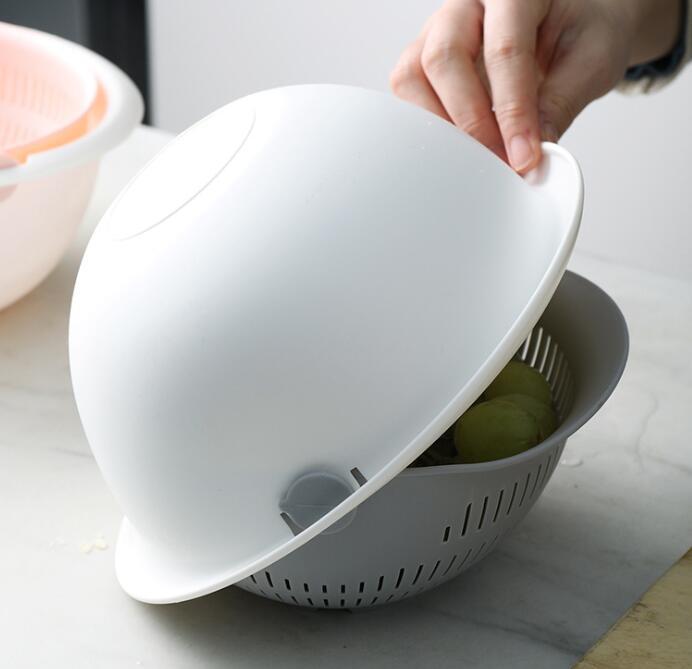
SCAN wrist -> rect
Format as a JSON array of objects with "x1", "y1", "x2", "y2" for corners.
[{"x1": 624, "y1": 0, "x2": 684, "y2": 67}]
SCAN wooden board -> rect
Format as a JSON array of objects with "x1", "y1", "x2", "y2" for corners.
[{"x1": 574, "y1": 548, "x2": 692, "y2": 668}]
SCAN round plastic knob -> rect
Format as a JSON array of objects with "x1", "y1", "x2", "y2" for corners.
[{"x1": 279, "y1": 472, "x2": 357, "y2": 535}]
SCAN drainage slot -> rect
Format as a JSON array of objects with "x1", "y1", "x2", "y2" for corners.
[
  {"x1": 473, "y1": 542, "x2": 486, "y2": 562},
  {"x1": 545, "y1": 343, "x2": 558, "y2": 382},
  {"x1": 519, "y1": 472, "x2": 531, "y2": 507},
  {"x1": 461, "y1": 503, "x2": 472, "y2": 536},
  {"x1": 442, "y1": 525, "x2": 451, "y2": 543},
  {"x1": 520, "y1": 330, "x2": 532, "y2": 361},
  {"x1": 551, "y1": 354, "x2": 566, "y2": 395},
  {"x1": 538, "y1": 334, "x2": 551, "y2": 373},
  {"x1": 412, "y1": 564, "x2": 424, "y2": 586},
  {"x1": 493, "y1": 490, "x2": 504, "y2": 523},
  {"x1": 284, "y1": 579, "x2": 291, "y2": 591},
  {"x1": 358, "y1": 581, "x2": 365, "y2": 593},
  {"x1": 506, "y1": 481, "x2": 518, "y2": 515},
  {"x1": 457, "y1": 548, "x2": 473, "y2": 571},
  {"x1": 428, "y1": 560, "x2": 441, "y2": 581},
  {"x1": 478, "y1": 496, "x2": 488, "y2": 530},
  {"x1": 377, "y1": 575, "x2": 384, "y2": 592},
  {"x1": 443, "y1": 555, "x2": 457, "y2": 576},
  {"x1": 530, "y1": 465, "x2": 542, "y2": 499},
  {"x1": 303, "y1": 582, "x2": 310, "y2": 593},
  {"x1": 395, "y1": 568, "x2": 405, "y2": 589},
  {"x1": 529, "y1": 328, "x2": 543, "y2": 367},
  {"x1": 542, "y1": 455, "x2": 553, "y2": 486},
  {"x1": 264, "y1": 572, "x2": 273, "y2": 588}
]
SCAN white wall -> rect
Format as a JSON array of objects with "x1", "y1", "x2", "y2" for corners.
[{"x1": 148, "y1": 0, "x2": 692, "y2": 281}]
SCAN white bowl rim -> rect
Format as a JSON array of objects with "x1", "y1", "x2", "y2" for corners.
[{"x1": 0, "y1": 21, "x2": 143, "y2": 186}]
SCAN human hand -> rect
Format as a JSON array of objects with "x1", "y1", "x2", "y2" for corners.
[{"x1": 390, "y1": 0, "x2": 682, "y2": 172}]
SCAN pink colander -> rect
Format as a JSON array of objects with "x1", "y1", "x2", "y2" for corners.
[{"x1": 0, "y1": 21, "x2": 142, "y2": 309}]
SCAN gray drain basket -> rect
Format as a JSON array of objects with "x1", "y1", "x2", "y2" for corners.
[{"x1": 237, "y1": 271, "x2": 628, "y2": 609}]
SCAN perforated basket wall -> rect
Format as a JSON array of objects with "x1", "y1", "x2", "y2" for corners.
[{"x1": 236, "y1": 322, "x2": 573, "y2": 609}]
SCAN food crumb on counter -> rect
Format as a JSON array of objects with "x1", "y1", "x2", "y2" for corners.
[{"x1": 79, "y1": 534, "x2": 109, "y2": 554}]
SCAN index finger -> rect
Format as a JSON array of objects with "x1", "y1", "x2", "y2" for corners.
[{"x1": 482, "y1": 0, "x2": 549, "y2": 172}]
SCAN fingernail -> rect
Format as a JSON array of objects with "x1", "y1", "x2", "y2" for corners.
[
  {"x1": 508, "y1": 133, "x2": 534, "y2": 172},
  {"x1": 541, "y1": 119, "x2": 558, "y2": 143}
]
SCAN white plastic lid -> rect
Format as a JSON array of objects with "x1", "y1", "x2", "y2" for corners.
[{"x1": 69, "y1": 84, "x2": 582, "y2": 603}]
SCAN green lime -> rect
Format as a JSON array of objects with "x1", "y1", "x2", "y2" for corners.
[
  {"x1": 497, "y1": 393, "x2": 558, "y2": 441},
  {"x1": 485, "y1": 360, "x2": 552, "y2": 406},
  {"x1": 453, "y1": 399, "x2": 540, "y2": 463}
]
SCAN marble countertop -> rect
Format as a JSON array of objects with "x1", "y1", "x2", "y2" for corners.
[{"x1": 2, "y1": 127, "x2": 691, "y2": 669}]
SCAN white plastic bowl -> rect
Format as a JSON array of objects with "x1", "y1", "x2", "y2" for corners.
[
  {"x1": 235, "y1": 271, "x2": 628, "y2": 609},
  {"x1": 0, "y1": 22, "x2": 143, "y2": 310},
  {"x1": 70, "y1": 85, "x2": 590, "y2": 605}
]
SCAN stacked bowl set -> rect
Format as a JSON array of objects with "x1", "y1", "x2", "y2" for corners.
[
  {"x1": 2, "y1": 23, "x2": 628, "y2": 611},
  {"x1": 0, "y1": 21, "x2": 142, "y2": 309}
]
